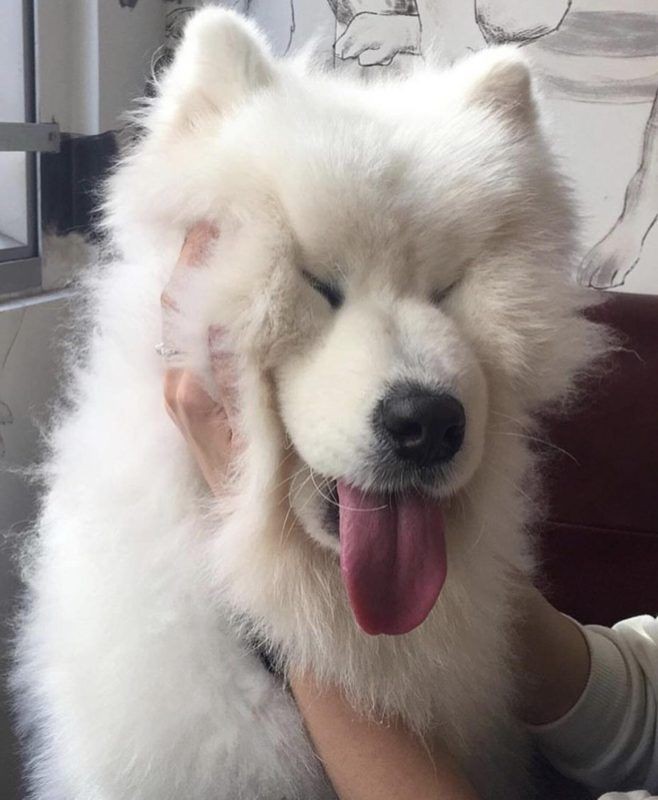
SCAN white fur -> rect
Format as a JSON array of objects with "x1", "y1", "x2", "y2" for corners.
[{"x1": 13, "y1": 10, "x2": 607, "y2": 799}]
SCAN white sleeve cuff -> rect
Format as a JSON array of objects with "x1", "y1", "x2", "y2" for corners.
[
  {"x1": 528, "y1": 622, "x2": 632, "y2": 785},
  {"x1": 598, "y1": 793, "x2": 655, "y2": 800}
]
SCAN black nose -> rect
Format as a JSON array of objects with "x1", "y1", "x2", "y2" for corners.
[{"x1": 377, "y1": 384, "x2": 465, "y2": 467}]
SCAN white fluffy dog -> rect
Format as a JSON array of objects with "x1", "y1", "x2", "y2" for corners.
[{"x1": 13, "y1": 9, "x2": 606, "y2": 800}]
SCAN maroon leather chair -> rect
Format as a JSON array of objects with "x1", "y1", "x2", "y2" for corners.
[{"x1": 540, "y1": 292, "x2": 658, "y2": 626}]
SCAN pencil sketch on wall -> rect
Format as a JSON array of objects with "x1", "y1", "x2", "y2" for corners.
[{"x1": 179, "y1": 0, "x2": 658, "y2": 294}]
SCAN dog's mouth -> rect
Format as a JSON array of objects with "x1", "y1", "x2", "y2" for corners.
[
  {"x1": 318, "y1": 478, "x2": 447, "y2": 637},
  {"x1": 322, "y1": 481, "x2": 341, "y2": 536}
]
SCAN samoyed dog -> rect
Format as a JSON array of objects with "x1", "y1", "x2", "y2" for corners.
[{"x1": 13, "y1": 9, "x2": 606, "y2": 800}]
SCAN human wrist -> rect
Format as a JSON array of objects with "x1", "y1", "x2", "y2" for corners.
[{"x1": 518, "y1": 590, "x2": 591, "y2": 725}]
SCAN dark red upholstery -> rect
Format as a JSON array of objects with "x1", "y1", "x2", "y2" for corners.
[{"x1": 540, "y1": 292, "x2": 658, "y2": 626}]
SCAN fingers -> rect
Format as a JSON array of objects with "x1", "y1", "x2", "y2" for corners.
[
  {"x1": 160, "y1": 221, "x2": 220, "y2": 356},
  {"x1": 335, "y1": 15, "x2": 376, "y2": 61},
  {"x1": 160, "y1": 221, "x2": 242, "y2": 495},
  {"x1": 179, "y1": 220, "x2": 220, "y2": 268},
  {"x1": 161, "y1": 223, "x2": 217, "y2": 313},
  {"x1": 164, "y1": 368, "x2": 218, "y2": 426},
  {"x1": 336, "y1": 33, "x2": 372, "y2": 62},
  {"x1": 163, "y1": 367, "x2": 234, "y2": 494},
  {"x1": 209, "y1": 325, "x2": 240, "y2": 430},
  {"x1": 359, "y1": 49, "x2": 392, "y2": 68}
]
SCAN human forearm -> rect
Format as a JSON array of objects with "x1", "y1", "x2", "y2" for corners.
[
  {"x1": 532, "y1": 617, "x2": 658, "y2": 793},
  {"x1": 290, "y1": 672, "x2": 480, "y2": 800}
]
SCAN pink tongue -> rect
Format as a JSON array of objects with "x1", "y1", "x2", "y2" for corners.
[{"x1": 337, "y1": 481, "x2": 447, "y2": 636}]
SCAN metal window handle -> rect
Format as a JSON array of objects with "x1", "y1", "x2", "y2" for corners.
[{"x1": 0, "y1": 122, "x2": 60, "y2": 153}]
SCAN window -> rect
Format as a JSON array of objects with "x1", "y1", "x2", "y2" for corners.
[{"x1": 0, "y1": 0, "x2": 59, "y2": 297}]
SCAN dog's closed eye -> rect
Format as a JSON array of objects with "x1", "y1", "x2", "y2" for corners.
[
  {"x1": 302, "y1": 270, "x2": 344, "y2": 310},
  {"x1": 430, "y1": 278, "x2": 461, "y2": 307}
]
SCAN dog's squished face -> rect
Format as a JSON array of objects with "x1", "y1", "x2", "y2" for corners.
[{"x1": 142, "y1": 11, "x2": 594, "y2": 635}]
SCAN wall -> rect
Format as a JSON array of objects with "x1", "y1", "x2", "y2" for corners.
[{"x1": 237, "y1": 0, "x2": 658, "y2": 295}]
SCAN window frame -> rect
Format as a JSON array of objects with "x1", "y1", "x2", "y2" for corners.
[{"x1": 0, "y1": 0, "x2": 59, "y2": 298}]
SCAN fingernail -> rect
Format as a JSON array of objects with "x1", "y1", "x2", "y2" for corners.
[
  {"x1": 160, "y1": 291, "x2": 179, "y2": 312},
  {"x1": 183, "y1": 221, "x2": 220, "y2": 267}
]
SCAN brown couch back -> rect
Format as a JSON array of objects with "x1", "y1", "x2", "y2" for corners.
[{"x1": 540, "y1": 292, "x2": 658, "y2": 626}]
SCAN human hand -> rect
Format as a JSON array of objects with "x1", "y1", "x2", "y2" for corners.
[
  {"x1": 161, "y1": 222, "x2": 241, "y2": 496},
  {"x1": 335, "y1": 12, "x2": 421, "y2": 67}
]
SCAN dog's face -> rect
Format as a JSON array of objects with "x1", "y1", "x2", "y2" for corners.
[
  {"x1": 262, "y1": 112, "x2": 497, "y2": 552},
  {"x1": 131, "y1": 10, "x2": 600, "y2": 634},
  {"x1": 193, "y1": 44, "x2": 545, "y2": 534}
]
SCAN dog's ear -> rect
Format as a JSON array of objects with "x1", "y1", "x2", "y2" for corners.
[
  {"x1": 455, "y1": 47, "x2": 536, "y2": 129},
  {"x1": 158, "y1": 9, "x2": 275, "y2": 132}
]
